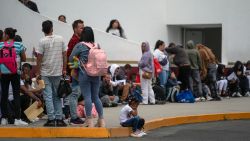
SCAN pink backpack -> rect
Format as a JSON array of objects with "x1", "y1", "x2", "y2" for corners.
[
  {"x1": 0, "y1": 42, "x2": 17, "y2": 74},
  {"x1": 80, "y1": 42, "x2": 108, "y2": 76}
]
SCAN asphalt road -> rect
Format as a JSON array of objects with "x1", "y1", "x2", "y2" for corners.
[{"x1": 1, "y1": 120, "x2": 250, "y2": 141}]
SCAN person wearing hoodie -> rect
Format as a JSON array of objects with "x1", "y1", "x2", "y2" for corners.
[
  {"x1": 196, "y1": 44, "x2": 221, "y2": 101},
  {"x1": 165, "y1": 45, "x2": 191, "y2": 91},
  {"x1": 186, "y1": 40, "x2": 204, "y2": 101},
  {"x1": 109, "y1": 64, "x2": 128, "y2": 101},
  {"x1": 138, "y1": 42, "x2": 155, "y2": 104}
]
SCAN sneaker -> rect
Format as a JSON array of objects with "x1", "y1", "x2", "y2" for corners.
[
  {"x1": 236, "y1": 93, "x2": 242, "y2": 97},
  {"x1": 244, "y1": 92, "x2": 250, "y2": 97},
  {"x1": 195, "y1": 97, "x2": 201, "y2": 102},
  {"x1": 56, "y1": 119, "x2": 67, "y2": 127},
  {"x1": 1, "y1": 118, "x2": 8, "y2": 125},
  {"x1": 130, "y1": 131, "x2": 143, "y2": 138},
  {"x1": 14, "y1": 119, "x2": 28, "y2": 126},
  {"x1": 44, "y1": 119, "x2": 56, "y2": 127},
  {"x1": 200, "y1": 97, "x2": 206, "y2": 101},
  {"x1": 206, "y1": 96, "x2": 213, "y2": 101},
  {"x1": 70, "y1": 118, "x2": 85, "y2": 125},
  {"x1": 232, "y1": 92, "x2": 237, "y2": 97},
  {"x1": 140, "y1": 130, "x2": 147, "y2": 136}
]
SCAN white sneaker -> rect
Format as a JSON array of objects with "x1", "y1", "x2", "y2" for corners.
[
  {"x1": 14, "y1": 119, "x2": 28, "y2": 126},
  {"x1": 236, "y1": 93, "x2": 242, "y2": 97},
  {"x1": 130, "y1": 131, "x2": 143, "y2": 137},
  {"x1": 206, "y1": 96, "x2": 213, "y2": 101},
  {"x1": 232, "y1": 92, "x2": 237, "y2": 97},
  {"x1": 195, "y1": 97, "x2": 201, "y2": 102},
  {"x1": 244, "y1": 92, "x2": 250, "y2": 97},
  {"x1": 1, "y1": 118, "x2": 8, "y2": 125},
  {"x1": 140, "y1": 130, "x2": 147, "y2": 136},
  {"x1": 200, "y1": 97, "x2": 206, "y2": 101}
]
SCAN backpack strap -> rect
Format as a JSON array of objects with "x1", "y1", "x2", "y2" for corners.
[
  {"x1": 4, "y1": 41, "x2": 15, "y2": 57},
  {"x1": 81, "y1": 42, "x2": 99, "y2": 49},
  {"x1": 4, "y1": 41, "x2": 14, "y2": 47}
]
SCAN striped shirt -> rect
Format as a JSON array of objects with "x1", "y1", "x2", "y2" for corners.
[
  {"x1": 36, "y1": 35, "x2": 67, "y2": 76},
  {"x1": 0, "y1": 41, "x2": 25, "y2": 74}
]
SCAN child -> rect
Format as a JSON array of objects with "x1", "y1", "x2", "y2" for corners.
[
  {"x1": 119, "y1": 95, "x2": 146, "y2": 137},
  {"x1": 216, "y1": 64, "x2": 228, "y2": 97}
]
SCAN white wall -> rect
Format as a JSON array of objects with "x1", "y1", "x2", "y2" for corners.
[
  {"x1": 165, "y1": 0, "x2": 250, "y2": 64},
  {"x1": 33, "y1": 0, "x2": 167, "y2": 49},
  {"x1": 0, "y1": 0, "x2": 142, "y2": 65}
]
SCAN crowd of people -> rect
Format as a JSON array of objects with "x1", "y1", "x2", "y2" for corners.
[{"x1": 1, "y1": 15, "x2": 250, "y2": 137}]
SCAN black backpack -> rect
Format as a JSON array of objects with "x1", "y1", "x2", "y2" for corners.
[{"x1": 153, "y1": 84, "x2": 166, "y2": 102}]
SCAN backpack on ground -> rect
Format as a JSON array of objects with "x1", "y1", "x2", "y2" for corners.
[
  {"x1": 80, "y1": 42, "x2": 108, "y2": 76},
  {"x1": 0, "y1": 42, "x2": 17, "y2": 74},
  {"x1": 153, "y1": 84, "x2": 166, "y2": 102},
  {"x1": 166, "y1": 86, "x2": 179, "y2": 102},
  {"x1": 176, "y1": 90, "x2": 195, "y2": 103}
]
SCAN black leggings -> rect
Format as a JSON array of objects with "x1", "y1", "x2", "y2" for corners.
[{"x1": 178, "y1": 66, "x2": 191, "y2": 91}]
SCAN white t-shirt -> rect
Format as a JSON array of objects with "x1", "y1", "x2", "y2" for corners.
[
  {"x1": 153, "y1": 49, "x2": 169, "y2": 71},
  {"x1": 119, "y1": 104, "x2": 133, "y2": 123},
  {"x1": 36, "y1": 35, "x2": 67, "y2": 76}
]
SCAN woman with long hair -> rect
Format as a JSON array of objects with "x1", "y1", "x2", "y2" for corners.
[{"x1": 106, "y1": 19, "x2": 126, "y2": 39}]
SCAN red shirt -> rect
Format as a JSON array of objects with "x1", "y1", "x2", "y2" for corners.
[
  {"x1": 67, "y1": 34, "x2": 80, "y2": 58},
  {"x1": 67, "y1": 34, "x2": 80, "y2": 75}
]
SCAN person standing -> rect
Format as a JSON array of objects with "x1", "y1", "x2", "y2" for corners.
[
  {"x1": 36, "y1": 20, "x2": 67, "y2": 127},
  {"x1": 153, "y1": 40, "x2": 170, "y2": 88},
  {"x1": 69, "y1": 27, "x2": 105, "y2": 127},
  {"x1": 67, "y1": 19, "x2": 85, "y2": 125},
  {"x1": 186, "y1": 40, "x2": 204, "y2": 101},
  {"x1": 138, "y1": 42, "x2": 155, "y2": 104},
  {"x1": 0, "y1": 28, "x2": 27, "y2": 126},
  {"x1": 165, "y1": 45, "x2": 191, "y2": 91},
  {"x1": 196, "y1": 44, "x2": 221, "y2": 101}
]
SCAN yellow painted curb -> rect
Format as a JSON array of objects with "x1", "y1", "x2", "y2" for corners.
[
  {"x1": 0, "y1": 127, "x2": 110, "y2": 138},
  {"x1": 0, "y1": 112, "x2": 249, "y2": 138}
]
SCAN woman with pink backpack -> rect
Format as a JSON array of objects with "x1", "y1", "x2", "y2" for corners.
[{"x1": 69, "y1": 27, "x2": 107, "y2": 127}]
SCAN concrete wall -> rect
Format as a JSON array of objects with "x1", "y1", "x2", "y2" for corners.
[
  {"x1": 33, "y1": 0, "x2": 167, "y2": 49},
  {"x1": 165, "y1": 0, "x2": 250, "y2": 63},
  {"x1": 1, "y1": 0, "x2": 250, "y2": 64},
  {"x1": 0, "y1": 0, "x2": 141, "y2": 65}
]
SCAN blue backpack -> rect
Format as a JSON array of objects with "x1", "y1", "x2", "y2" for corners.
[{"x1": 176, "y1": 90, "x2": 195, "y2": 103}]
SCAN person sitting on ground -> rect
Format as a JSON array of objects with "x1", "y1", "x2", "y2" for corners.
[
  {"x1": 117, "y1": 64, "x2": 134, "y2": 83},
  {"x1": 99, "y1": 74, "x2": 119, "y2": 107},
  {"x1": 58, "y1": 15, "x2": 66, "y2": 23},
  {"x1": 109, "y1": 64, "x2": 130, "y2": 102},
  {"x1": 228, "y1": 61, "x2": 250, "y2": 97},
  {"x1": 106, "y1": 19, "x2": 126, "y2": 39},
  {"x1": 216, "y1": 64, "x2": 228, "y2": 97},
  {"x1": 245, "y1": 60, "x2": 250, "y2": 89},
  {"x1": 20, "y1": 63, "x2": 43, "y2": 123},
  {"x1": 120, "y1": 95, "x2": 146, "y2": 138}
]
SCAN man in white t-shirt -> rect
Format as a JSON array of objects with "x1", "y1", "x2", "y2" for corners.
[{"x1": 36, "y1": 20, "x2": 67, "y2": 127}]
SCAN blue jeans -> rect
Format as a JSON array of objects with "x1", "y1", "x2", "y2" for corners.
[
  {"x1": 159, "y1": 70, "x2": 169, "y2": 87},
  {"x1": 78, "y1": 70, "x2": 103, "y2": 118},
  {"x1": 121, "y1": 116, "x2": 145, "y2": 132},
  {"x1": 189, "y1": 69, "x2": 203, "y2": 98},
  {"x1": 42, "y1": 76, "x2": 63, "y2": 120},
  {"x1": 69, "y1": 78, "x2": 81, "y2": 119}
]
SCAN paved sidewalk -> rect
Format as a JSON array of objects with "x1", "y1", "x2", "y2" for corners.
[
  {"x1": 2, "y1": 97, "x2": 250, "y2": 128},
  {"x1": 104, "y1": 97, "x2": 250, "y2": 127}
]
